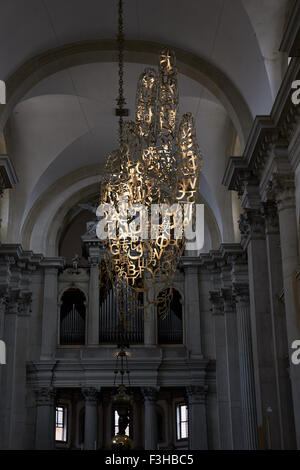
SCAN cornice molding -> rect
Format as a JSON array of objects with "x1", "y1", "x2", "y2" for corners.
[
  {"x1": 279, "y1": 1, "x2": 300, "y2": 57},
  {"x1": 223, "y1": 58, "x2": 300, "y2": 195},
  {"x1": 0, "y1": 155, "x2": 18, "y2": 192}
]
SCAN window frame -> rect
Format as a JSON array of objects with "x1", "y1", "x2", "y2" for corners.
[
  {"x1": 55, "y1": 404, "x2": 68, "y2": 444},
  {"x1": 175, "y1": 403, "x2": 189, "y2": 441}
]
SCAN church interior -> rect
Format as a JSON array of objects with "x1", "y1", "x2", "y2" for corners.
[{"x1": 0, "y1": 0, "x2": 300, "y2": 451}]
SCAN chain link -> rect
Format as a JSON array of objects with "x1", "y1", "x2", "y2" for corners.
[{"x1": 117, "y1": 0, "x2": 126, "y2": 149}]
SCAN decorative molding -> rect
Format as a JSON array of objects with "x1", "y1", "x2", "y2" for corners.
[
  {"x1": 223, "y1": 58, "x2": 300, "y2": 195},
  {"x1": 279, "y1": 2, "x2": 300, "y2": 57}
]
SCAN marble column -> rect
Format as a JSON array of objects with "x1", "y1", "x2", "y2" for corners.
[
  {"x1": 271, "y1": 174, "x2": 300, "y2": 447},
  {"x1": 186, "y1": 385, "x2": 208, "y2": 450},
  {"x1": 233, "y1": 284, "x2": 258, "y2": 449},
  {"x1": 0, "y1": 292, "x2": 19, "y2": 449},
  {"x1": 239, "y1": 206, "x2": 282, "y2": 448},
  {"x1": 209, "y1": 291, "x2": 232, "y2": 449},
  {"x1": 41, "y1": 267, "x2": 58, "y2": 359},
  {"x1": 82, "y1": 387, "x2": 98, "y2": 450},
  {"x1": 0, "y1": 295, "x2": 7, "y2": 385},
  {"x1": 184, "y1": 264, "x2": 202, "y2": 356},
  {"x1": 35, "y1": 387, "x2": 56, "y2": 449},
  {"x1": 81, "y1": 387, "x2": 98, "y2": 450},
  {"x1": 143, "y1": 387, "x2": 158, "y2": 450},
  {"x1": 263, "y1": 200, "x2": 296, "y2": 449},
  {"x1": 222, "y1": 288, "x2": 244, "y2": 450},
  {"x1": 132, "y1": 390, "x2": 144, "y2": 449},
  {"x1": 101, "y1": 390, "x2": 111, "y2": 449},
  {"x1": 88, "y1": 247, "x2": 100, "y2": 345}
]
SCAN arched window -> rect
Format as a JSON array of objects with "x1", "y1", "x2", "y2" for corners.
[
  {"x1": 157, "y1": 289, "x2": 183, "y2": 344},
  {"x1": 60, "y1": 289, "x2": 86, "y2": 345}
]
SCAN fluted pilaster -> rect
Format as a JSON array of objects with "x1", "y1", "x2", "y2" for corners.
[
  {"x1": 142, "y1": 387, "x2": 158, "y2": 450},
  {"x1": 82, "y1": 387, "x2": 98, "y2": 450},
  {"x1": 233, "y1": 284, "x2": 258, "y2": 449}
]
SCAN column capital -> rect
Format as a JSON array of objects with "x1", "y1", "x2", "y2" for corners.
[
  {"x1": 142, "y1": 387, "x2": 159, "y2": 402},
  {"x1": 183, "y1": 264, "x2": 199, "y2": 275},
  {"x1": 220, "y1": 288, "x2": 235, "y2": 313},
  {"x1": 268, "y1": 173, "x2": 295, "y2": 212},
  {"x1": 0, "y1": 292, "x2": 9, "y2": 312},
  {"x1": 232, "y1": 283, "x2": 250, "y2": 305},
  {"x1": 35, "y1": 387, "x2": 56, "y2": 406},
  {"x1": 239, "y1": 208, "x2": 265, "y2": 246},
  {"x1": 6, "y1": 290, "x2": 21, "y2": 315},
  {"x1": 17, "y1": 291, "x2": 32, "y2": 315},
  {"x1": 89, "y1": 257, "x2": 100, "y2": 267},
  {"x1": 209, "y1": 291, "x2": 224, "y2": 316},
  {"x1": 186, "y1": 385, "x2": 207, "y2": 404},
  {"x1": 43, "y1": 267, "x2": 59, "y2": 276},
  {"x1": 82, "y1": 387, "x2": 99, "y2": 402},
  {"x1": 261, "y1": 201, "x2": 279, "y2": 234}
]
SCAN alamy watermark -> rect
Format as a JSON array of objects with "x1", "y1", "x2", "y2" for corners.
[
  {"x1": 0, "y1": 80, "x2": 6, "y2": 105},
  {"x1": 0, "y1": 340, "x2": 5, "y2": 364},
  {"x1": 291, "y1": 340, "x2": 300, "y2": 365},
  {"x1": 291, "y1": 80, "x2": 300, "y2": 105},
  {"x1": 96, "y1": 198, "x2": 204, "y2": 251}
]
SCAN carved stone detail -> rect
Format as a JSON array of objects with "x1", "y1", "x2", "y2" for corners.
[
  {"x1": 82, "y1": 387, "x2": 98, "y2": 402},
  {"x1": 35, "y1": 387, "x2": 56, "y2": 406},
  {"x1": 268, "y1": 173, "x2": 295, "y2": 212},
  {"x1": 209, "y1": 291, "x2": 224, "y2": 316},
  {"x1": 142, "y1": 387, "x2": 159, "y2": 402},
  {"x1": 261, "y1": 201, "x2": 279, "y2": 233},
  {"x1": 239, "y1": 209, "x2": 265, "y2": 245},
  {"x1": 220, "y1": 288, "x2": 235, "y2": 313},
  {"x1": 232, "y1": 283, "x2": 250, "y2": 305}
]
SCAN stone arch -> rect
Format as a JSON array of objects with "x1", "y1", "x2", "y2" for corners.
[
  {"x1": 2, "y1": 39, "x2": 252, "y2": 148},
  {"x1": 20, "y1": 164, "x2": 222, "y2": 256}
]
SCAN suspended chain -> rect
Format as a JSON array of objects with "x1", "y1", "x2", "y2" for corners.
[{"x1": 117, "y1": 0, "x2": 126, "y2": 148}]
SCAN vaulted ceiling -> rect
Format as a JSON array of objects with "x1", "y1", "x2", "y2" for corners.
[{"x1": 0, "y1": 0, "x2": 294, "y2": 252}]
